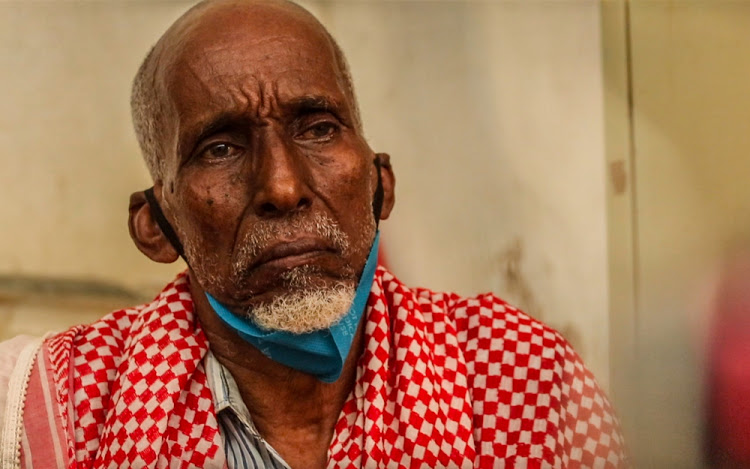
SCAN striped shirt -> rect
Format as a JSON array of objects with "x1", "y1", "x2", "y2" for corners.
[{"x1": 205, "y1": 352, "x2": 291, "y2": 469}]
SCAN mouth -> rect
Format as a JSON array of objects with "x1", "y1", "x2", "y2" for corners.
[{"x1": 249, "y1": 238, "x2": 338, "y2": 272}]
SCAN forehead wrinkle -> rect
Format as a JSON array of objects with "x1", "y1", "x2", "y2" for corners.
[
  {"x1": 156, "y1": 2, "x2": 361, "y2": 167},
  {"x1": 219, "y1": 79, "x2": 281, "y2": 123},
  {"x1": 256, "y1": 79, "x2": 272, "y2": 120},
  {"x1": 175, "y1": 49, "x2": 344, "y2": 123}
]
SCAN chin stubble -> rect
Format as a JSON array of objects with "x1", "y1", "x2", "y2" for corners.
[{"x1": 245, "y1": 277, "x2": 356, "y2": 334}]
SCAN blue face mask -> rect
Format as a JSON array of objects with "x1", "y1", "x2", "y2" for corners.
[{"x1": 205, "y1": 232, "x2": 380, "y2": 383}]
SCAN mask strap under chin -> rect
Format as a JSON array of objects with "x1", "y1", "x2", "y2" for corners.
[
  {"x1": 143, "y1": 187, "x2": 187, "y2": 262},
  {"x1": 372, "y1": 156, "x2": 384, "y2": 228}
]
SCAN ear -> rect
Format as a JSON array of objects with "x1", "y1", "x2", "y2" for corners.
[
  {"x1": 375, "y1": 152, "x2": 396, "y2": 220},
  {"x1": 128, "y1": 189, "x2": 180, "y2": 263}
]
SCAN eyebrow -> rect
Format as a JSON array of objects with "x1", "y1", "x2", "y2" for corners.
[
  {"x1": 191, "y1": 113, "x2": 249, "y2": 148},
  {"x1": 191, "y1": 96, "x2": 340, "y2": 139},
  {"x1": 284, "y1": 95, "x2": 344, "y2": 116}
]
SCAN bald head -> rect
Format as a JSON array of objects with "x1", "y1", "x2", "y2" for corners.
[{"x1": 131, "y1": 0, "x2": 359, "y2": 181}]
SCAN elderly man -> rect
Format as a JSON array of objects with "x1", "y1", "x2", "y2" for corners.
[{"x1": 0, "y1": 0, "x2": 625, "y2": 467}]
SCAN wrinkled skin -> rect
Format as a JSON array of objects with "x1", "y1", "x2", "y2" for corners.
[
  {"x1": 158, "y1": 2, "x2": 388, "y2": 309},
  {"x1": 127, "y1": 1, "x2": 394, "y2": 467}
]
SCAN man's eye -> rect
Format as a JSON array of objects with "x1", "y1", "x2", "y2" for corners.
[
  {"x1": 300, "y1": 122, "x2": 338, "y2": 141},
  {"x1": 200, "y1": 143, "x2": 241, "y2": 160}
]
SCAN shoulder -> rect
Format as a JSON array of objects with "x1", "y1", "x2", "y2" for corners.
[
  {"x1": 378, "y1": 268, "x2": 564, "y2": 362},
  {"x1": 400, "y1": 285, "x2": 573, "y2": 391},
  {"x1": 447, "y1": 293, "x2": 626, "y2": 467},
  {"x1": 43, "y1": 305, "x2": 143, "y2": 365},
  {"x1": 377, "y1": 271, "x2": 627, "y2": 467},
  {"x1": 377, "y1": 269, "x2": 569, "y2": 384},
  {"x1": 32, "y1": 274, "x2": 191, "y2": 420},
  {"x1": 44, "y1": 272, "x2": 193, "y2": 362},
  {"x1": 376, "y1": 267, "x2": 463, "y2": 324},
  {"x1": 448, "y1": 291, "x2": 565, "y2": 360}
]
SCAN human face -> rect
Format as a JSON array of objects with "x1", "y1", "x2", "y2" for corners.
[{"x1": 156, "y1": 6, "x2": 378, "y2": 310}]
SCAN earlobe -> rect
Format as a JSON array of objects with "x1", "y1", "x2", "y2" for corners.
[
  {"x1": 128, "y1": 190, "x2": 180, "y2": 263},
  {"x1": 375, "y1": 153, "x2": 396, "y2": 221}
]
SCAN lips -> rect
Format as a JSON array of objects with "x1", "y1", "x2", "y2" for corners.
[{"x1": 249, "y1": 238, "x2": 337, "y2": 271}]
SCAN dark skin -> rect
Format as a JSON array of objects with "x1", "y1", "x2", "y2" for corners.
[{"x1": 127, "y1": 1, "x2": 395, "y2": 468}]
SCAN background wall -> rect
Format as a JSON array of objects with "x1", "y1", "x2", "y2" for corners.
[
  {"x1": 0, "y1": 1, "x2": 610, "y2": 390},
  {"x1": 0, "y1": 2, "x2": 191, "y2": 337},
  {"x1": 0, "y1": 2, "x2": 189, "y2": 293},
  {"x1": 10, "y1": 2, "x2": 748, "y2": 466},
  {"x1": 605, "y1": 2, "x2": 750, "y2": 467},
  {"x1": 0, "y1": 0, "x2": 624, "y2": 454}
]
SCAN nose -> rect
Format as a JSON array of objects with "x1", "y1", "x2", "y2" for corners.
[{"x1": 251, "y1": 128, "x2": 312, "y2": 218}]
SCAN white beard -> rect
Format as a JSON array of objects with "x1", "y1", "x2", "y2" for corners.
[
  {"x1": 243, "y1": 264, "x2": 356, "y2": 334},
  {"x1": 247, "y1": 283, "x2": 355, "y2": 334}
]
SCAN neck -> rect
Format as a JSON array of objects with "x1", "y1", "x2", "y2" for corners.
[{"x1": 190, "y1": 276, "x2": 363, "y2": 465}]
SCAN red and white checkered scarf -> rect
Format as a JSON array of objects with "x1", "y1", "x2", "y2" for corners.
[{"x1": 23, "y1": 267, "x2": 625, "y2": 468}]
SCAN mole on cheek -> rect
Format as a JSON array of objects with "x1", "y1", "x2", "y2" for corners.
[{"x1": 206, "y1": 198, "x2": 214, "y2": 206}]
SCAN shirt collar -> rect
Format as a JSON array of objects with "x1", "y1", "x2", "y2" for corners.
[{"x1": 204, "y1": 350, "x2": 262, "y2": 437}]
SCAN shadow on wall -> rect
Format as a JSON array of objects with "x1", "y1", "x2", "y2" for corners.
[{"x1": 495, "y1": 238, "x2": 583, "y2": 356}]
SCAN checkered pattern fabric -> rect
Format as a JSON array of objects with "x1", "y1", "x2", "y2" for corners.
[
  {"x1": 46, "y1": 276, "x2": 222, "y2": 468},
  {"x1": 39, "y1": 267, "x2": 624, "y2": 468}
]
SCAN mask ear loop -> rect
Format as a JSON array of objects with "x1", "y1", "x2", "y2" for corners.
[
  {"x1": 372, "y1": 156, "x2": 384, "y2": 228},
  {"x1": 143, "y1": 187, "x2": 187, "y2": 263}
]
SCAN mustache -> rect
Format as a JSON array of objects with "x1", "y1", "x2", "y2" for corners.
[{"x1": 231, "y1": 212, "x2": 349, "y2": 276}]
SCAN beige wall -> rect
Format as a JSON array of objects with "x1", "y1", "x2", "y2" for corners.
[
  {"x1": 605, "y1": 1, "x2": 750, "y2": 466},
  {"x1": 0, "y1": 2, "x2": 191, "y2": 295},
  {"x1": 0, "y1": 0, "x2": 611, "y2": 393},
  {"x1": 0, "y1": 2, "x2": 192, "y2": 338},
  {"x1": 7, "y1": 1, "x2": 748, "y2": 465}
]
